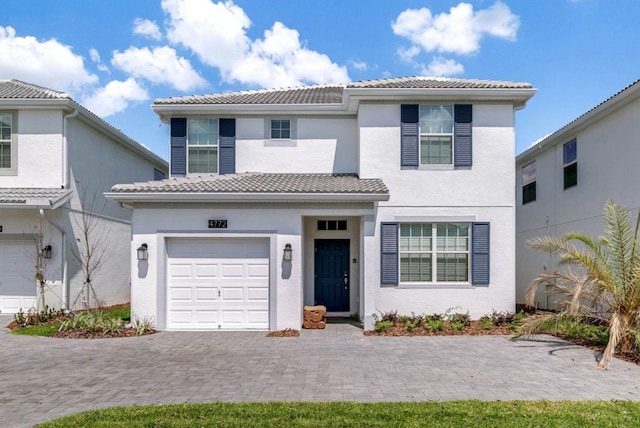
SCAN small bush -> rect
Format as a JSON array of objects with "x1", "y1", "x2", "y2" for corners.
[
  {"x1": 374, "y1": 320, "x2": 394, "y2": 333},
  {"x1": 379, "y1": 310, "x2": 399, "y2": 323},
  {"x1": 133, "y1": 317, "x2": 155, "y2": 336},
  {"x1": 405, "y1": 319, "x2": 420, "y2": 332},
  {"x1": 478, "y1": 316, "x2": 494, "y2": 330},
  {"x1": 398, "y1": 315, "x2": 408, "y2": 324},
  {"x1": 445, "y1": 310, "x2": 470, "y2": 331},
  {"x1": 424, "y1": 315, "x2": 445, "y2": 332}
]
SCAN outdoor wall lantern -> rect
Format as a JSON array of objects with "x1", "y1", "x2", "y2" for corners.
[
  {"x1": 283, "y1": 243, "x2": 293, "y2": 261},
  {"x1": 137, "y1": 243, "x2": 148, "y2": 261},
  {"x1": 41, "y1": 245, "x2": 52, "y2": 259}
]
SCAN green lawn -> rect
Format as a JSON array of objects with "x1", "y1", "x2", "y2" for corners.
[
  {"x1": 36, "y1": 401, "x2": 640, "y2": 427},
  {"x1": 10, "y1": 306, "x2": 131, "y2": 337}
]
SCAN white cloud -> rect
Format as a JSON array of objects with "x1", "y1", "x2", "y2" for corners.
[
  {"x1": 161, "y1": 0, "x2": 349, "y2": 87},
  {"x1": 133, "y1": 18, "x2": 162, "y2": 40},
  {"x1": 0, "y1": 26, "x2": 97, "y2": 92},
  {"x1": 111, "y1": 46, "x2": 207, "y2": 91},
  {"x1": 421, "y1": 57, "x2": 464, "y2": 76},
  {"x1": 392, "y1": 1, "x2": 519, "y2": 55},
  {"x1": 348, "y1": 61, "x2": 368, "y2": 72},
  {"x1": 89, "y1": 48, "x2": 109, "y2": 72},
  {"x1": 397, "y1": 45, "x2": 421, "y2": 62},
  {"x1": 82, "y1": 78, "x2": 148, "y2": 117}
]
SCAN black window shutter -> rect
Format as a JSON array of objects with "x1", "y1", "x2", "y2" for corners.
[
  {"x1": 170, "y1": 118, "x2": 187, "y2": 177},
  {"x1": 471, "y1": 222, "x2": 490, "y2": 285},
  {"x1": 454, "y1": 104, "x2": 472, "y2": 167},
  {"x1": 219, "y1": 118, "x2": 236, "y2": 174},
  {"x1": 401, "y1": 104, "x2": 419, "y2": 166},
  {"x1": 381, "y1": 222, "x2": 399, "y2": 286}
]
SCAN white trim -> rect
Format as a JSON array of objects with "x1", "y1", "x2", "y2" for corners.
[{"x1": 106, "y1": 192, "x2": 390, "y2": 203}]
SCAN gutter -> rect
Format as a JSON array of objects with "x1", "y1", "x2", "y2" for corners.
[
  {"x1": 62, "y1": 110, "x2": 79, "y2": 188},
  {"x1": 105, "y1": 191, "x2": 391, "y2": 203},
  {"x1": 39, "y1": 209, "x2": 68, "y2": 310}
]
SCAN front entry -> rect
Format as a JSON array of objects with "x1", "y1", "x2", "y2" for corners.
[{"x1": 314, "y1": 239, "x2": 350, "y2": 312}]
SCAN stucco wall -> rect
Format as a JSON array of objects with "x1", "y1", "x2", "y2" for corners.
[
  {"x1": 235, "y1": 116, "x2": 358, "y2": 174},
  {"x1": 516, "y1": 95, "x2": 640, "y2": 308},
  {"x1": 129, "y1": 202, "x2": 374, "y2": 330},
  {"x1": 2, "y1": 109, "x2": 64, "y2": 187},
  {"x1": 358, "y1": 102, "x2": 517, "y2": 327}
]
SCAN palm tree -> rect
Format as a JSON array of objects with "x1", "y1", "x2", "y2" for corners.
[{"x1": 523, "y1": 199, "x2": 640, "y2": 370}]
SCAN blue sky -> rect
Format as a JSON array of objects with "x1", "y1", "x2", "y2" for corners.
[{"x1": 1, "y1": 0, "x2": 639, "y2": 159}]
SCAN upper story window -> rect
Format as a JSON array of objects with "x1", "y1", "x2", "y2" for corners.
[
  {"x1": 399, "y1": 223, "x2": 469, "y2": 283},
  {"x1": 0, "y1": 112, "x2": 13, "y2": 169},
  {"x1": 563, "y1": 139, "x2": 577, "y2": 189},
  {"x1": 187, "y1": 119, "x2": 218, "y2": 174},
  {"x1": 522, "y1": 161, "x2": 536, "y2": 204},
  {"x1": 419, "y1": 105, "x2": 454, "y2": 164},
  {"x1": 401, "y1": 104, "x2": 471, "y2": 168},
  {"x1": 271, "y1": 119, "x2": 291, "y2": 139}
]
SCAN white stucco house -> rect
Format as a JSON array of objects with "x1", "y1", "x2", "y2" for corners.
[
  {"x1": 106, "y1": 76, "x2": 536, "y2": 331},
  {"x1": 0, "y1": 79, "x2": 168, "y2": 314},
  {"x1": 516, "y1": 79, "x2": 640, "y2": 309}
]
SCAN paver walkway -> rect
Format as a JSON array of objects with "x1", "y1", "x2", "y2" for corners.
[{"x1": 1, "y1": 315, "x2": 639, "y2": 427}]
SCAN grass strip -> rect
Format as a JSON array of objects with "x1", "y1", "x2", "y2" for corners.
[{"x1": 37, "y1": 400, "x2": 640, "y2": 428}]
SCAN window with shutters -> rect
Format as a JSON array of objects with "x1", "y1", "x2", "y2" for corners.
[
  {"x1": 400, "y1": 223, "x2": 469, "y2": 283},
  {"x1": 563, "y1": 139, "x2": 577, "y2": 189},
  {"x1": 187, "y1": 119, "x2": 218, "y2": 174},
  {"x1": 0, "y1": 112, "x2": 16, "y2": 174},
  {"x1": 522, "y1": 161, "x2": 536, "y2": 204},
  {"x1": 419, "y1": 105, "x2": 454, "y2": 164}
]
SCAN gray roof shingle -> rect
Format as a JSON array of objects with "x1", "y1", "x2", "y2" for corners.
[
  {"x1": 111, "y1": 173, "x2": 388, "y2": 195},
  {"x1": 0, "y1": 80, "x2": 70, "y2": 99},
  {"x1": 154, "y1": 76, "x2": 533, "y2": 105},
  {"x1": 0, "y1": 188, "x2": 72, "y2": 206}
]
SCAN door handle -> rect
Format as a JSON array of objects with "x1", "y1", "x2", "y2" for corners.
[{"x1": 343, "y1": 271, "x2": 348, "y2": 285}]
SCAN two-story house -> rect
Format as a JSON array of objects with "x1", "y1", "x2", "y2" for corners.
[
  {"x1": 107, "y1": 76, "x2": 536, "y2": 331},
  {"x1": 516, "y1": 79, "x2": 640, "y2": 309},
  {"x1": 0, "y1": 80, "x2": 168, "y2": 314}
]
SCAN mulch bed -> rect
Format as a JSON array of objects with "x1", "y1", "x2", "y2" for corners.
[
  {"x1": 53, "y1": 328, "x2": 156, "y2": 339},
  {"x1": 363, "y1": 320, "x2": 515, "y2": 336},
  {"x1": 266, "y1": 328, "x2": 300, "y2": 337}
]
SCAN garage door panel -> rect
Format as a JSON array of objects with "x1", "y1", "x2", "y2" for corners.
[
  {"x1": 247, "y1": 287, "x2": 269, "y2": 301},
  {"x1": 195, "y1": 287, "x2": 218, "y2": 301},
  {"x1": 195, "y1": 264, "x2": 218, "y2": 277},
  {"x1": 167, "y1": 239, "x2": 269, "y2": 330}
]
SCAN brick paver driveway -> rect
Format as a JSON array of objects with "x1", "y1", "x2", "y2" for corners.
[{"x1": 1, "y1": 316, "x2": 639, "y2": 427}]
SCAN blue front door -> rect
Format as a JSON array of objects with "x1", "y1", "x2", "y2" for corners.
[{"x1": 314, "y1": 239, "x2": 350, "y2": 312}]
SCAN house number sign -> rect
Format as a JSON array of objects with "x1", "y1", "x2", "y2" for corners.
[{"x1": 208, "y1": 219, "x2": 228, "y2": 229}]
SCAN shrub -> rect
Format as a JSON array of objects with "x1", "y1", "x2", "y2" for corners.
[
  {"x1": 445, "y1": 309, "x2": 470, "y2": 331},
  {"x1": 405, "y1": 319, "x2": 420, "y2": 332},
  {"x1": 424, "y1": 315, "x2": 445, "y2": 332},
  {"x1": 478, "y1": 316, "x2": 494, "y2": 330},
  {"x1": 133, "y1": 317, "x2": 155, "y2": 336},
  {"x1": 374, "y1": 320, "x2": 394, "y2": 333}
]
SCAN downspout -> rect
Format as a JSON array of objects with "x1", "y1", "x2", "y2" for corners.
[
  {"x1": 40, "y1": 209, "x2": 68, "y2": 310},
  {"x1": 62, "y1": 110, "x2": 79, "y2": 189}
]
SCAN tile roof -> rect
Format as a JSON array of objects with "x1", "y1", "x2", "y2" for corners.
[
  {"x1": 0, "y1": 188, "x2": 72, "y2": 206},
  {"x1": 0, "y1": 80, "x2": 70, "y2": 99},
  {"x1": 154, "y1": 85, "x2": 344, "y2": 105},
  {"x1": 111, "y1": 173, "x2": 389, "y2": 195},
  {"x1": 154, "y1": 76, "x2": 533, "y2": 105},
  {"x1": 346, "y1": 76, "x2": 533, "y2": 89}
]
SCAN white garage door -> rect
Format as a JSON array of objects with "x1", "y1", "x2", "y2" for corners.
[
  {"x1": 166, "y1": 238, "x2": 269, "y2": 330},
  {"x1": 0, "y1": 241, "x2": 37, "y2": 313}
]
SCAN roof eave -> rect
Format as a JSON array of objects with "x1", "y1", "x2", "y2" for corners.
[
  {"x1": 344, "y1": 87, "x2": 537, "y2": 111},
  {"x1": 105, "y1": 191, "x2": 390, "y2": 203},
  {"x1": 517, "y1": 81, "x2": 640, "y2": 164},
  {"x1": 151, "y1": 103, "x2": 349, "y2": 123}
]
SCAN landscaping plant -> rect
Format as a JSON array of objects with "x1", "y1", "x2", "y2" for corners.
[{"x1": 524, "y1": 199, "x2": 640, "y2": 369}]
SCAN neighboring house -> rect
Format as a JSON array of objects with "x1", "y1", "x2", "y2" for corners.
[
  {"x1": 106, "y1": 76, "x2": 535, "y2": 331},
  {"x1": 0, "y1": 80, "x2": 168, "y2": 314},
  {"x1": 516, "y1": 79, "x2": 640, "y2": 309}
]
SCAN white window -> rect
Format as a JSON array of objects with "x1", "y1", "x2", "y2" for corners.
[
  {"x1": 271, "y1": 119, "x2": 291, "y2": 139},
  {"x1": 419, "y1": 105, "x2": 454, "y2": 165},
  {"x1": 400, "y1": 223, "x2": 469, "y2": 283},
  {"x1": 0, "y1": 112, "x2": 12, "y2": 169},
  {"x1": 187, "y1": 119, "x2": 218, "y2": 174}
]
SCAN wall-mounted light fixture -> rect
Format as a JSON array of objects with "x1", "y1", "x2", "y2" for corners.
[
  {"x1": 137, "y1": 243, "x2": 148, "y2": 261},
  {"x1": 283, "y1": 243, "x2": 293, "y2": 261},
  {"x1": 41, "y1": 245, "x2": 52, "y2": 259}
]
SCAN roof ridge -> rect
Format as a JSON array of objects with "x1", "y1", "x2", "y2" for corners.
[{"x1": 8, "y1": 79, "x2": 70, "y2": 98}]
